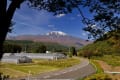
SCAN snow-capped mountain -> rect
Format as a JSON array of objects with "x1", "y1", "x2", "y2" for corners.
[
  {"x1": 7, "y1": 31, "x2": 91, "y2": 47},
  {"x1": 46, "y1": 31, "x2": 67, "y2": 36}
]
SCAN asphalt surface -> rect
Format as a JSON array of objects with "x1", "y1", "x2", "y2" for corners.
[{"x1": 10, "y1": 58, "x2": 96, "y2": 80}]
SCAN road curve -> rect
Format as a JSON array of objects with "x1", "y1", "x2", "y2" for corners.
[{"x1": 11, "y1": 58, "x2": 96, "y2": 80}]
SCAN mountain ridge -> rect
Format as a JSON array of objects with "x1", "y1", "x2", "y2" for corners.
[{"x1": 7, "y1": 31, "x2": 91, "y2": 47}]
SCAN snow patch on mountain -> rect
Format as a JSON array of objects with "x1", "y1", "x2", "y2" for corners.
[{"x1": 46, "y1": 31, "x2": 67, "y2": 36}]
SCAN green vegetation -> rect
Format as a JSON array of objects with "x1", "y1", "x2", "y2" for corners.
[
  {"x1": 70, "y1": 47, "x2": 77, "y2": 56},
  {"x1": 33, "y1": 44, "x2": 46, "y2": 53},
  {"x1": 3, "y1": 43, "x2": 22, "y2": 53},
  {"x1": 33, "y1": 57, "x2": 80, "y2": 68},
  {"x1": 90, "y1": 60, "x2": 103, "y2": 73},
  {"x1": 78, "y1": 31, "x2": 120, "y2": 80},
  {"x1": 78, "y1": 31, "x2": 120, "y2": 58},
  {"x1": 0, "y1": 63, "x2": 58, "y2": 78},
  {"x1": 92, "y1": 55, "x2": 120, "y2": 67},
  {"x1": 4, "y1": 40, "x2": 68, "y2": 53},
  {"x1": 0, "y1": 73, "x2": 9, "y2": 80},
  {"x1": 0, "y1": 57, "x2": 80, "y2": 78},
  {"x1": 85, "y1": 73, "x2": 112, "y2": 80}
]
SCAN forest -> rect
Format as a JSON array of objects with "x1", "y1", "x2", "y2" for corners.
[{"x1": 3, "y1": 40, "x2": 69, "y2": 53}]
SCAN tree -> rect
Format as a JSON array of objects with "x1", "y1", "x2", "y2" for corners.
[
  {"x1": 3, "y1": 43, "x2": 22, "y2": 53},
  {"x1": 83, "y1": 50, "x2": 93, "y2": 59},
  {"x1": 70, "y1": 47, "x2": 77, "y2": 56},
  {"x1": 34, "y1": 45, "x2": 46, "y2": 53},
  {"x1": 81, "y1": 0, "x2": 120, "y2": 40},
  {"x1": 0, "y1": 0, "x2": 82, "y2": 60},
  {"x1": 68, "y1": 47, "x2": 77, "y2": 57}
]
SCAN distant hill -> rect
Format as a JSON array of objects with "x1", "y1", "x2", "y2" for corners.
[
  {"x1": 7, "y1": 31, "x2": 91, "y2": 48},
  {"x1": 78, "y1": 30, "x2": 120, "y2": 56}
]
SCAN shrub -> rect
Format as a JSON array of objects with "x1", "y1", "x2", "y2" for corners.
[
  {"x1": 0, "y1": 73, "x2": 9, "y2": 80},
  {"x1": 85, "y1": 73, "x2": 112, "y2": 80},
  {"x1": 83, "y1": 50, "x2": 93, "y2": 59}
]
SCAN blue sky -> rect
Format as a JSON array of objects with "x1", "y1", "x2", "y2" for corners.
[{"x1": 8, "y1": 2, "x2": 93, "y2": 40}]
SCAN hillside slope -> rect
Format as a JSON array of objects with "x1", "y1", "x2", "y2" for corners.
[{"x1": 78, "y1": 30, "x2": 120, "y2": 56}]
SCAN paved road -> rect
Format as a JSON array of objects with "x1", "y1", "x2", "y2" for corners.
[{"x1": 11, "y1": 58, "x2": 96, "y2": 80}]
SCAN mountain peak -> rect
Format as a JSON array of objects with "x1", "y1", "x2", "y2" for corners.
[{"x1": 46, "y1": 31, "x2": 67, "y2": 36}]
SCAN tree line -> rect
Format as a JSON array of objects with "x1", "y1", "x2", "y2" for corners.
[
  {"x1": 3, "y1": 40, "x2": 77, "y2": 57},
  {"x1": 3, "y1": 40, "x2": 68, "y2": 53}
]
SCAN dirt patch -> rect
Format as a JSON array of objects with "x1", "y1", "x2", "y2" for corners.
[
  {"x1": 96, "y1": 60, "x2": 120, "y2": 80},
  {"x1": 114, "y1": 67, "x2": 120, "y2": 72},
  {"x1": 97, "y1": 60, "x2": 111, "y2": 71}
]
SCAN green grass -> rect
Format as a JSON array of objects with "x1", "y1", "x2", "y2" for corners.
[
  {"x1": 0, "y1": 57, "x2": 80, "y2": 78},
  {"x1": 8, "y1": 64, "x2": 58, "y2": 74},
  {"x1": 82, "y1": 55, "x2": 120, "y2": 80},
  {"x1": 90, "y1": 59, "x2": 103, "y2": 73},
  {"x1": 84, "y1": 73, "x2": 112, "y2": 80},
  {"x1": 0, "y1": 63, "x2": 59, "y2": 78},
  {"x1": 92, "y1": 55, "x2": 120, "y2": 67},
  {"x1": 33, "y1": 57, "x2": 80, "y2": 68}
]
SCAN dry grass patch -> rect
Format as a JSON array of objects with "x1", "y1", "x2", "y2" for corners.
[{"x1": 96, "y1": 60, "x2": 120, "y2": 80}]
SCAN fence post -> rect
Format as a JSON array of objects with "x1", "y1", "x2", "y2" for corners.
[{"x1": 28, "y1": 70, "x2": 31, "y2": 80}]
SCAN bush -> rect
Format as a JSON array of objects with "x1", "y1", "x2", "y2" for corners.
[
  {"x1": 33, "y1": 44, "x2": 46, "y2": 53},
  {"x1": 85, "y1": 73, "x2": 112, "y2": 80},
  {"x1": 83, "y1": 50, "x2": 93, "y2": 59},
  {"x1": 0, "y1": 73, "x2": 9, "y2": 80}
]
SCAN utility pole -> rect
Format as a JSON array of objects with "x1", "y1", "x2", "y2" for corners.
[{"x1": 24, "y1": 45, "x2": 27, "y2": 53}]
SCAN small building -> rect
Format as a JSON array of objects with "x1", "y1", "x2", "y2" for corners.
[
  {"x1": 1, "y1": 55, "x2": 32, "y2": 64},
  {"x1": 46, "y1": 51, "x2": 51, "y2": 54}
]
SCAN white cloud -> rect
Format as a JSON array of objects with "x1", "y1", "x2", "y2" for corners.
[
  {"x1": 56, "y1": 14, "x2": 65, "y2": 18},
  {"x1": 10, "y1": 21, "x2": 51, "y2": 36},
  {"x1": 12, "y1": 9, "x2": 55, "y2": 35}
]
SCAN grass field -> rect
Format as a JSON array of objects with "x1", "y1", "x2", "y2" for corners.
[
  {"x1": 83, "y1": 55, "x2": 120, "y2": 80},
  {"x1": 92, "y1": 55, "x2": 120, "y2": 67},
  {"x1": 0, "y1": 57, "x2": 80, "y2": 78}
]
